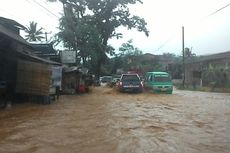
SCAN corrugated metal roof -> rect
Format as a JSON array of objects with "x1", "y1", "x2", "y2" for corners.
[
  {"x1": 0, "y1": 17, "x2": 26, "y2": 29},
  {"x1": 30, "y1": 43, "x2": 56, "y2": 54},
  {"x1": 0, "y1": 18, "x2": 61, "y2": 66},
  {"x1": 63, "y1": 66, "x2": 88, "y2": 74},
  {"x1": 0, "y1": 25, "x2": 29, "y2": 46},
  {"x1": 17, "y1": 51, "x2": 61, "y2": 66}
]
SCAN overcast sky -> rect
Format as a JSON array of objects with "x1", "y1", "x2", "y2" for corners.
[{"x1": 0, "y1": 0, "x2": 230, "y2": 55}]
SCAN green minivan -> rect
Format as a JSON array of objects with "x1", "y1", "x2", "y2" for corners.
[{"x1": 144, "y1": 72, "x2": 173, "y2": 94}]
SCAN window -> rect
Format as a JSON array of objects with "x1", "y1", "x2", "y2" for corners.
[
  {"x1": 121, "y1": 75, "x2": 140, "y2": 82},
  {"x1": 154, "y1": 75, "x2": 171, "y2": 82}
]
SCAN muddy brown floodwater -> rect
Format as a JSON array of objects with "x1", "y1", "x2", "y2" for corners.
[{"x1": 0, "y1": 87, "x2": 230, "y2": 153}]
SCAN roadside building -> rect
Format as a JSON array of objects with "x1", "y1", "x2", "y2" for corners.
[
  {"x1": 185, "y1": 51, "x2": 230, "y2": 88},
  {"x1": 62, "y1": 66, "x2": 90, "y2": 94},
  {"x1": 30, "y1": 43, "x2": 61, "y2": 63},
  {"x1": 0, "y1": 17, "x2": 61, "y2": 106},
  {"x1": 0, "y1": 17, "x2": 30, "y2": 104}
]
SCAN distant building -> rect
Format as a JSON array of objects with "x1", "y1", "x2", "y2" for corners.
[{"x1": 124, "y1": 53, "x2": 175, "y2": 75}]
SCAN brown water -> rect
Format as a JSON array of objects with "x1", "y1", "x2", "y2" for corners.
[{"x1": 0, "y1": 87, "x2": 230, "y2": 153}]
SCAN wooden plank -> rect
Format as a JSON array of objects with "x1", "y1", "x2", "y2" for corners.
[{"x1": 16, "y1": 60, "x2": 51, "y2": 96}]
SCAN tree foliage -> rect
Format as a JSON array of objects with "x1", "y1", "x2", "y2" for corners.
[
  {"x1": 48, "y1": 0, "x2": 149, "y2": 77},
  {"x1": 24, "y1": 21, "x2": 44, "y2": 42},
  {"x1": 109, "y1": 39, "x2": 145, "y2": 74},
  {"x1": 119, "y1": 39, "x2": 143, "y2": 56}
]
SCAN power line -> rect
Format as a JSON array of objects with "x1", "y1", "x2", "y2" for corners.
[
  {"x1": 25, "y1": 0, "x2": 56, "y2": 18},
  {"x1": 0, "y1": 8, "x2": 19, "y2": 19},
  {"x1": 40, "y1": 0, "x2": 62, "y2": 16},
  {"x1": 156, "y1": 2, "x2": 230, "y2": 52},
  {"x1": 207, "y1": 3, "x2": 230, "y2": 17},
  {"x1": 28, "y1": 0, "x2": 60, "y2": 18},
  {"x1": 31, "y1": 0, "x2": 60, "y2": 18},
  {"x1": 156, "y1": 34, "x2": 176, "y2": 52},
  {"x1": 0, "y1": 7, "x2": 29, "y2": 25}
]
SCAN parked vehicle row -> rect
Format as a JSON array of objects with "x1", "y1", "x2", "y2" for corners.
[{"x1": 101, "y1": 71, "x2": 173, "y2": 94}]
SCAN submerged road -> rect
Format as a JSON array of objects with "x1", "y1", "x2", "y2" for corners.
[{"x1": 0, "y1": 87, "x2": 230, "y2": 153}]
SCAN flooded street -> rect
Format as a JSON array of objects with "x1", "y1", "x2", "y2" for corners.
[{"x1": 0, "y1": 87, "x2": 230, "y2": 153}]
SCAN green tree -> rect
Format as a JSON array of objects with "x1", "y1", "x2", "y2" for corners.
[
  {"x1": 184, "y1": 47, "x2": 196, "y2": 58},
  {"x1": 110, "y1": 39, "x2": 143, "y2": 73},
  {"x1": 119, "y1": 39, "x2": 143, "y2": 57},
  {"x1": 24, "y1": 21, "x2": 44, "y2": 42},
  {"x1": 48, "y1": 0, "x2": 149, "y2": 77}
]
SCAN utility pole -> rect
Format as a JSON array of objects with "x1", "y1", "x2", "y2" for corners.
[
  {"x1": 45, "y1": 32, "x2": 48, "y2": 42},
  {"x1": 182, "y1": 26, "x2": 185, "y2": 88},
  {"x1": 44, "y1": 31, "x2": 52, "y2": 42}
]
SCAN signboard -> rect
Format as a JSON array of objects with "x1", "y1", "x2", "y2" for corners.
[{"x1": 61, "y1": 51, "x2": 76, "y2": 63}]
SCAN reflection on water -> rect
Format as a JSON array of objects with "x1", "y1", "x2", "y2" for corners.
[{"x1": 0, "y1": 87, "x2": 230, "y2": 153}]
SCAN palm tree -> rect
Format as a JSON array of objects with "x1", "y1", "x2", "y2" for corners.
[{"x1": 24, "y1": 21, "x2": 44, "y2": 42}]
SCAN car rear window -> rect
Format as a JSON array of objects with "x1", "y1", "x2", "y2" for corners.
[
  {"x1": 100, "y1": 76, "x2": 112, "y2": 82},
  {"x1": 154, "y1": 75, "x2": 171, "y2": 82},
  {"x1": 121, "y1": 75, "x2": 140, "y2": 82}
]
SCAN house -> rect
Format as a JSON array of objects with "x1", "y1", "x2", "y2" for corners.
[
  {"x1": 0, "y1": 17, "x2": 25, "y2": 35},
  {"x1": 0, "y1": 17, "x2": 31, "y2": 102},
  {"x1": 30, "y1": 43, "x2": 61, "y2": 63},
  {"x1": 185, "y1": 51, "x2": 230, "y2": 88},
  {"x1": 0, "y1": 17, "x2": 61, "y2": 106}
]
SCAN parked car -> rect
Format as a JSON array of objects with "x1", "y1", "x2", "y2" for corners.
[
  {"x1": 144, "y1": 71, "x2": 173, "y2": 94},
  {"x1": 100, "y1": 76, "x2": 112, "y2": 86},
  {"x1": 118, "y1": 74, "x2": 143, "y2": 93},
  {"x1": 109, "y1": 75, "x2": 121, "y2": 87}
]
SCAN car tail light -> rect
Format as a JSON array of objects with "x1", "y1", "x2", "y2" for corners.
[{"x1": 140, "y1": 81, "x2": 143, "y2": 87}]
